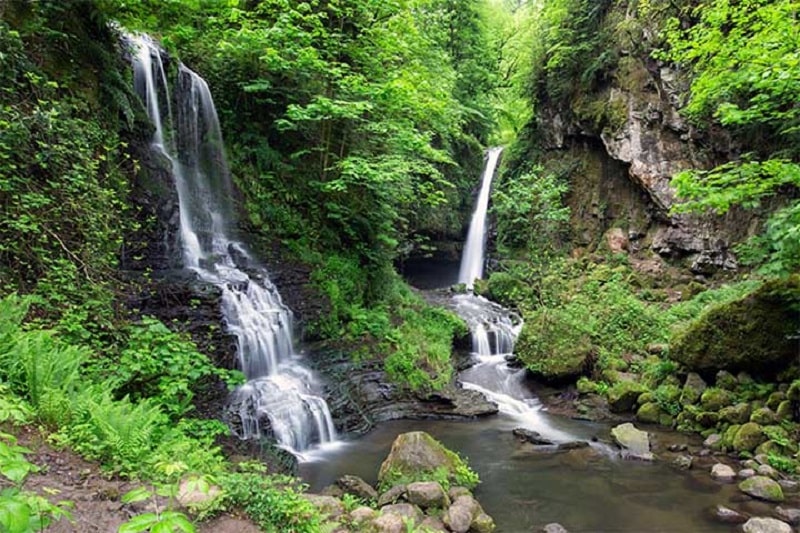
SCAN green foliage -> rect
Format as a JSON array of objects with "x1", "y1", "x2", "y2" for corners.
[{"x1": 218, "y1": 469, "x2": 322, "y2": 533}]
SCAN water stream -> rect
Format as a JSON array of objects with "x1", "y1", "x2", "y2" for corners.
[{"x1": 131, "y1": 36, "x2": 336, "y2": 454}]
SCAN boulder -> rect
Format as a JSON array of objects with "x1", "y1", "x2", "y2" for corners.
[
  {"x1": 733, "y1": 422, "x2": 766, "y2": 452},
  {"x1": 742, "y1": 517, "x2": 792, "y2": 533},
  {"x1": 751, "y1": 408, "x2": 779, "y2": 425},
  {"x1": 515, "y1": 312, "x2": 595, "y2": 383},
  {"x1": 756, "y1": 464, "x2": 779, "y2": 479},
  {"x1": 776, "y1": 400, "x2": 793, "y2": 422},
  {"x1": 379, "y1": 503, "x2": 422, "y2": 525},
  {"x1": 406, "y1": 481, "x2": 449, "y2": 510},
  {"x1": 419, "y1": 516, "x2": 448, "y2": 532},
  {"x1": 349, "y1": 506, "x2": 377, "y2": 526},
  {"x1": 709, "y1": 504, "x2": 747, "y2": 524},
  {"x1": 370, "y1": 513, "x2": 406, "y2": 533},
  {"x1": 608, "y1": 381, "x2": 646, "y2": 413},
  {"x1": 739, "y1": 476, "x2": 785, "y2": 502},
  {"x1": 472, "y1": 512, "x2": 496, "y2": 533},
  {"x1": 739, "y1": 468, "x2": 756, "y2": 479},
  {"x1": 670, "y1": 277, "x2": 800, "y2": 378},
  {"x1": 443, "y1": 498, "x2": 477, "y2": 533},
  {"x1": 378, "y1": 431, "x2": 477, "y2": 489},
  {"x1": 336, "y1": 474, "x2": 378, "y2": 502},
  {"x1": 720, "y1": 403, "x2": 752, "y2": 425},
  {"x1": 557, "y1": 441, "x2": 590, "y2": 451},
  {"x1": 775, "y1": 506, "x2": 800, "y2": 526},
  {"x1": 513, "y1": 428, "x2": 554, "y2": 445},
  {"x1": 611, "y1": 423, "x2": 653, "y2": 460},
  {"x1": 377, "y1": 484, "x2": 407, "y2": 507},
  {"x1": 700, "y1": 387, "x2": 734, "y2": 411},
  {"x1": 636, "y1": 402, "x2": 662, "y2": 424},
  {"x1": 679, "y1": 373, "x2": 707, "y2": 406},
  {"x1": 715, "y1": 370, "x2": 738, "y2": 390},
  {"x1": 710, "y1": 463, "x2": 736, "y2": 482},
  {"x1": 703, "y1": 433, "x2": 722, "y2": 449}
]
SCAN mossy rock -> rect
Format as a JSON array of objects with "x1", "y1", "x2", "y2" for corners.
[
  {"x1": 715, "y1": 370, "x2": 738, "y2": 391},
  {"x1": 732, "y1": 422, "x2": 766, "y2": 453},
  {"x1": 700, "y1": 387, "x2": 734, "y2": 411},
  {"x1": 607, "y1": 381, "x2": 646, "y2": 413},
  {"x1": 738, "y1": 476, "x2": 784, "y2": 502},
  {"x1": 670, "y1": 277, "x2": 800, "y2": 378},
  {"x1": 766, "y1": 392, "x2": 786, "y2": 411},
  {"x1": 636, "y1": 402, "x2": 662, "y2": 424},
  {"x1": 696, "y1": 411, "x2": 720, "y2": 428},
  {"x1": 750, "y1": 407, "x2": 779, "y2": 425},
  {"x1": 637, "y1": 392, "x2": 655, "y2": 404},
  {"x1": 787, "y1": 379, "x2": 800, "y2": 401},
  {"x1": 659, "y1": 413, "x2": 675, "y2": 427},
  {"x1": 680, "y1": 373, "x2": 707, "y2": 406},
  {"x1": 720, "y1": 403, "x2": 752, "y2": 425},
  {"x1": 515, "y1": 311, "x2": 595, "y2": 383},
  {"x1": 722, "y1": 424, "x2": 742, "y2": 449},
  {"x1": 776, "y1": 400, "x2": 794, "y2": 422}
]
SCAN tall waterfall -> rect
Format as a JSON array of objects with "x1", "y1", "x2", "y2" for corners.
[
  {"x1": 131, "y1": 36, "x2": 336, "y2": 454},
  {"x1": 458, "y1": 147, "x2": 503, "y2": 288}
]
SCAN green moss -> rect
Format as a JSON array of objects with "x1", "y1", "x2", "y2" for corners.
[
  {"x1": 720, "y1": 403, "x2": 752, "y2": 425},
  {"x1": 670, "y1": 277, "x2": 800, "y2": 377},
  {"x1": 636, "y1": 402, "x2": 662, "y2": 424},
  {"x1": 607, "y1": 381, "x2": 646, "y2": 413},
  {"x1": 733, "y1": 422, "x2": 766, "y2": 453},
  {"x1": 700, "y1": 387, "x2": 734, "y2": 411},
  {"x1": 515, "y1": 309, "x2": 594, "y2": 382}
]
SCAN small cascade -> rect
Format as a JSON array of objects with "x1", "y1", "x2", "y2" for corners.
[
  {"x1": 131, "y1": 36, "x2": 336, "y2": 454},
  {"x1": 458, "y1": 147, "x2": 503, "y2": 288}
]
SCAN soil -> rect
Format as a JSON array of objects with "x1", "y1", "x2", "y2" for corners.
[{"x1": 6, "y1": 427, "x2": 261, "y2": 533}]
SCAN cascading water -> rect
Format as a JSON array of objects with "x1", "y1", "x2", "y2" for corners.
[
  {"x1": 131, "y1": 36, "x2": 336, "y2": 454},
  {"x1": 458, "y1": 147, "x2": 503, "y2": 289},
  {"x1": 453, "y1": 148, "x2": 574, "y2": 441}
]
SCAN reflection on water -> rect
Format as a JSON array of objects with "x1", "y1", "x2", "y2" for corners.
[{"x1": 300, "y1": 415, "x2": 735, "y2": 532}]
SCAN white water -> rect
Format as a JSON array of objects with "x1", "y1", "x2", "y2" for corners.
[
  {"x1": 132, "y1": 36, "x2": 336, "y2": 454},
  {"x1": 458, "y1": 147, "x2": 503, "y2": 288}
]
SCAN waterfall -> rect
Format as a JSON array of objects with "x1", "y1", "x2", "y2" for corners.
[
  {"x1": 131, "y1": 36, "x2": 336, "y2": 454},
  {"x1": 458, "y1": 147, "x2": 503, "y2": 288}
]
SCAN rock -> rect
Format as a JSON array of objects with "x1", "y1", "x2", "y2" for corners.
[
  {"x1": 608, "y1": 381, "x2": 646, "y2": 413},
  {"x1": 756, "y1": 464, "x2": 779, "y2": 479},
  {"x1": 377, "y1": 485, "x2": 407, "y2": 507},
  {"x1": 349, "y1": 506, "x2": 377, "y2": 525},
  {"x1": 778, "y1": 479, "x2": 799, "y2": 492},
  {"x1": 775, "y1": 506, "x2": 800, "y2": 525},
  {"x1": 380, "y1": 503, "x2": 422, "y2": 522},
  {"x1": 776, "y1": 400, "x2": 793, "y2": 421},
  {"x1": 734, "y1": 423, "x2": 766, "y2": 452},
  {"x1": 710, "y1": 463, "x2": 736, "y2": 482},
  {"x1": 443, "y1": 495, "x2": 481, "y2": 533},
  {"x1": 668, "y1": 443, "x2": 688, "y2": 452},
  {"x1": 680, "y1": 373, "x2": 707, "y2": 406},
  {"x1": 542, "y1": 524, "x2": 570, "y2": 533},
  {"x1": 754, "y1": 454, "x2": 770, "y2": 466},
  {"x1": 739, "y1": 476, "x2": 785, "y2": 502},
  {"x1": 636, "y1": 402, "x2": 662, "y2": 424},
  {"x1": 611, "y1": 423, "x2": 653, "y2": 460},
  {"x1": 405, "y1": 481, "x2": 449, "y2": 510},
  {"x1": 472, "y1": 512, "x2": 496, "y2": 533},
  {"x1": 303, "y1": 494, "x2": 345, "y2": 518},
  {"x1": 709, "y1": 504, "x2": 747, "y2": 524},
  {"x1": 716, "y1": 370, "x2": 738, "y2": 390},
  {"x1": 743, "y1": 459, "x2": 760, "y2": 469},
  {"x1": 336, "y1": 474, "x2": 378, "y2": 502},
  {"x1": 604, "y1": 227, "x2": 629, "y2": 254},
  {"x1": 751, "y1": 408, "x2": 779, "y2": 425},
  {"x1": 557, "y1": 441, "x2": 590, "y2": 451},
  {"x1": 370, "y1": 513, "x2": 406, "y2": 533},
  {"x1": 673, "y1": 455, "x2": 693, "y2": 470},
  {"x1": 700, "y1": 387, "x2": 734, "y2": 411},
  {"x1": 703, "y1": 433, "x2": 722, "y2": 449},
  {"x1": 695, "y1": 411, "x2": 719, "y2": 428},
  {"x1": 419, "y1": 516, "x2": 448, "y2": 532},
  {"x1": 448, "y1": 486, "x2": 472, "y2": 501},
  {"x1": 671, "y1": 278, "x2": 800, "y2": 378},
  {"x1": 766, "y1": 392, "x2": 786, "y2": 411},
  {"x1": 739, "y1": 468, "x2": 756, "y2": 479},
  {"x1": 378, "y1": 431, "x2": 477, "y2": 489},
  {"x1": 720, "y1": 403, "x2": 752, "y2": 424},
  {"x1": 513, "y1": 428, "x2": 554, "y2": 445},
  {"x1": 742, "y1": 517, "x2": 792, "y2": 533}
]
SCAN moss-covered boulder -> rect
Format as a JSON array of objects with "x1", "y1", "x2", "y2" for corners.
[
  {"x1": 608, "y1": 381, "x2": 646, "y2": 413},
  {"x1": 733, "y1": 422, "x2": 766, "y2": 453},
  {"x1": 670, "y1": 277, "x2": 800, "y2": 378},
  {"x1": 766, "y1": 392, "x2": 786, "y2": 411},
  {"x1": 738, "y1": 476, "x2": 785, "y2": 502},
  {"x1": 636, "y1": 402, "x2": 662, "y2": 424},
  {"x1": 750, "y1": 407, "x2": 779, "y2": 425},
  {"x1": 776, "y1": 400, "x2": 794, "y2": 422},
  {"x1": 680, "y1": 373, "x2": 707, "y2": 406},
  {"x1": 722, "y1": 424, "x2": 742, "y2": 449},
  {"x1": 700, "y1": 387, "x2": 734, "y2": 411},
  {"x1": 515, "y1": 311, "x2": 594, "y2": 382},
  {"x1": 720, "y1": 403, "x2": 752, "y2": 425},
  {"x1": 378, "y1": 432, "x2": 478, "y2": 491},
  {"x1": 696, "y1": 411, "x2": 720, "y2": 428},
  {"x1": 715, "y1": 370, "x2": 738, "y2": 390}
]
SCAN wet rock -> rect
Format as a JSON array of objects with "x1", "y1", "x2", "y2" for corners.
[
  {"x1": 734, "y1": 423, "x2": 766, "y2": 452},
  {"x1": 513, "y1": 428, "x2": 554, "y2": 445},
  {"x1": 406, "y1": 481, "x2": 449, "y2": 510},
  {"x1": 742, "y1": 517, "x2": 792, "y2": 533},
  {"x1": 739, "y1": 476, "x2": 785, "y2": 502},
  {"x1": 711, "y1": 463, "x2": 736, "y2": 482},
  {"x1": 673, "y1": 455, "x2": 693, "y2": 470},
  {"x1": 611, "y1": 423, "x2": 653, "y2": 461},
  {"x1": 775, "y1": 506, "x2": 800, "y2": 525},
  {"x1": 542, "y1": 523, "x2": 570, "y2": 533},
  {"x1": 709, "y1": 504, "x2": 747, "y2": 524},
  {"x1": 378, "y1": 432, "x2": 475, "y2": 489},
  {"x1": 336, "y1": 474, "x2": 378, "y2": 502},
  {"x1": 557, "y1": 441, "x2": 590, "y2": 451},
  {"x1": 680, "y1": 373, "x2": 707, "y2": 406},
  {"x1": 303, "y1": 494, "x2": 345, "y2": 518}
]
